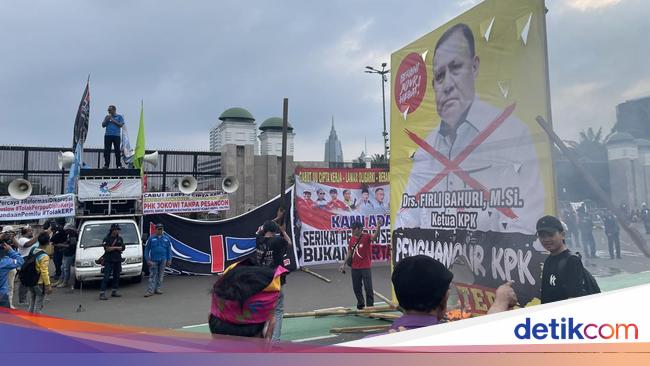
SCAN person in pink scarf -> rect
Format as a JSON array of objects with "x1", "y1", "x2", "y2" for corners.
[{"x1": 209, "y1": 261, "x2": 288, "y2": 339}]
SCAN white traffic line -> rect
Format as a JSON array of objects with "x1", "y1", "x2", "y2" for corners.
[
  {"x1": 182, "y1": 323, "x2": 208, "y2": 329},
  {"x1": 291, "y1": 334, "x2": 338, "y2": 343}
]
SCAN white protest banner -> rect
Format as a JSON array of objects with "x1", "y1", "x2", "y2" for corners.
[
  {"x1": 77, "y1": 179, "x2": 142, "y2": 201},
  {"x1": 0, "y1": 194, "x2": 75, "y2": 221},
  {"x1": 142, "y1": 191, "x2": 230, "y2": 215}
]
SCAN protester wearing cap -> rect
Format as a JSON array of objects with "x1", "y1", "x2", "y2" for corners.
[
  {"x1": 99, "y1": 223, "x2": 125, "y2": 300},
  {"x1": 144, "y1": 223, "x2": 172, "y2": 297},
  {"x1": 0, "y1": 239, "x2": 24, "y2": 308},
  {"x1": 58, "y1": 223, "x2": 78, "y2": 289},
  {"x1": 389, "y1": 255, "x2": 517, "y2": 332},
  {"x1": 1, "y1": 226, "x2": 19, "y2": 308},
  {"x1": 16, "y1": 226, "x2": 38, "y2": 305},
  {"x1": 537, "y1": 215, "x2": 586, "y2": 304}
]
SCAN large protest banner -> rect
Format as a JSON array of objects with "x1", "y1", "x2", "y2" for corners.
[
  {"x1": 142, "y1": 191, "x2": 230, "y2": 215},
  {"x1": 295, "y1": 168, "x2": 391, "y2": 266},
  {"x1": 143, "y1": 188, "x2": 297, "y2": 275},
  {"x1": 390, "y1": 0, "x2": 555, "y2": 304},
  {"x1": 0, "y1": 194, "x2": 75, "y2": 221}
]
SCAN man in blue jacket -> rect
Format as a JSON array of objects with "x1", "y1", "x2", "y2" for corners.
[
  {"x1": 144, "y1": 223, "x2": 172, "y2": 297},
  {"x1": 0, "y1": 242, "x2": 24, "y2": 308}
]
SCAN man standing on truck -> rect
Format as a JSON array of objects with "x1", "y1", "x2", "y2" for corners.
[
  {"x1": 99, "y1": 224, "x2": 125, "y2": 300},
  {"x1": 144, "y1": 223, "x2": 172, "y2": 297}
]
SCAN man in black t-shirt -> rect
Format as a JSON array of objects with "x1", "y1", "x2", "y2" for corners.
[
  {"x1": 99, "y1": 224, "x2": 125, "y2": 300},
  {"x1": 254, "y1": 219, "x2": 292, "y2": 342},
  {"x1": 537, "y1": 215, "x2": 585, "y2": 304}
]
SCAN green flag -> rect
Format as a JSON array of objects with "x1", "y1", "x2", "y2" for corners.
[{"x1": 133, "y1": 101, "x2": 145, "y2": 175}]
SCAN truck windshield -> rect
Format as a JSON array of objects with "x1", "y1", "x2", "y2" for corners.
[{"x1": 79, "y1": 223, "x2": 140, "y2": 248}]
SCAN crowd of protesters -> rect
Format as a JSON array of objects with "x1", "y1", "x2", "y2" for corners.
[{"x1": 0, "y1": 209, "x2": 612, "y2": 343}]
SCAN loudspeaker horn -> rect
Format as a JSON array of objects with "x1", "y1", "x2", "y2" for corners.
[
  {"x1": 8, "y1": 179, "x2": 32, "y2": 200},
  {"x1": 221, "y1": 176, "x2": 239, "y2": 193},
  {"x1": 143, "y1": 151, "x2": 159, "y2": 167},
  {"x1": 179, "y1": 175, "x2": 197, "y2": 194},
  {"x1": 58, "y1": 151, "x2": 75, "y2": 170}
]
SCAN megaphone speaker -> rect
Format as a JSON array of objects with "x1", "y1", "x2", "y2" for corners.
[
  {"x1": 143, "y1": 151, "x2": 159, "y2": 167},
  {"x1": 8, "y1": 179, "x2": 33, "y2": 200},
  {"x1": 58, "y1": 151, "x2": 75, "y2": 170},
  {"x1": 179, "y1": 176, "x2": 197, "y2": 194},
  {"x1": 221, "y1": 176, "x2": 239, "y2": 193}
]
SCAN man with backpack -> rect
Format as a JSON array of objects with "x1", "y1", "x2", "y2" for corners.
[
  {"x1": 253, "y1": 219, "x2": 292, "y2": 342},
  {"x1": 537, "y1": 215, "x2": 600, "y2": 304},
  {"x1": 20, "y1": 232, "x2": 52, "y2": 313},
  {"x1": 0, "y1": 242, "x2": 24, "y2": 308}
]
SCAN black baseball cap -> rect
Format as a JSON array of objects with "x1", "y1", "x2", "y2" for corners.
[
  {"x1": 110, "y1": 223, "x2": 121, "y2": 231},
  {"x1": 536, "y1": 215, "x2": 563, "y2": 233},
  {"x1": 392, "y1": 255, "x2": 453, "y2": 312},
  {"x1": 155, "y1": 223, "x2": 164, "y2": 229}
]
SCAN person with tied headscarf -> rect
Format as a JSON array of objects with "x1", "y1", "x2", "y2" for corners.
[{"x1": 209, "y1": 261, "x2": 288, "y2": 339}]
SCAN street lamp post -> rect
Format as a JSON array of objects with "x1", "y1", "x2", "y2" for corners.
[{"x1": 365, "y1": 63, "x2": 390, "y2": 159}]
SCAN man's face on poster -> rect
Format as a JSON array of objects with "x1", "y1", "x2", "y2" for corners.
[
  {"x1": 375, "y1": 189, "x2": 384, "y2": 203},
  {"x1": 432, "y1": 29, "x2": 479, "y2": 128},
  {"x1": 362, "y1": 192, "x2": 369, "y2": 201},
  {"x1": 330, "y1": 191, "x2": 338, "y2": 200},
  {"x1": 303, "y1": 192, "x2": 311, "y2": 200},
  {"x1": 343, "y1": 190, "x2": 351, "y2": 201}
]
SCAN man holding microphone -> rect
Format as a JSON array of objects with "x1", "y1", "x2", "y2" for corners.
[{"x1": 102, "y1": 105, "x2": 125, "y2": 169}]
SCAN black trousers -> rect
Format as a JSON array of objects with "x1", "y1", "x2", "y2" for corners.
[
  {"x1": 103, "y1": 135, "x2": 122, "y2": 168},
  {"x1": 580, "y1": 230, "x2": 597, "y2": 257},
  {"x1": 53, "y1": 249, "x2": 63, "y2": 278},
  {"x1": 100, "y1": 261, "x2": 122, "y2": 292},
  {"x1": 607, "y1": 233, "x2": 621, "y2": 259},
  {"x1": 351, "y1": 268, "x2": 374, "y2": 308}
]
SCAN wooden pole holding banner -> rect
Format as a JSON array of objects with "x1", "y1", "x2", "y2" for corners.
[
  {"x1": 299, "y1": 267, "x2": 331, "y2": 283},
  {"x1": 330, "y1": 325, "x2": 391, "y2": 334},
  {"x1": 280, "y1": 98, "x2": 289, "y2": 211},
  {"x1": 535, "y1": 116, "x2": 650, "y2": 258}
]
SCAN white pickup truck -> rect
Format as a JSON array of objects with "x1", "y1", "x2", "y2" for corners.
[{"x1": 74, "y1": 219, "x2": 143, "y2": 286}]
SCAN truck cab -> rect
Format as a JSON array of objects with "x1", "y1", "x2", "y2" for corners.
[
  {"x1": 74, "y1": 218, "x2": 143, "y2": 283},
  {"x1": 73, "y1": 168, "x2": 144, "y2": 285}
]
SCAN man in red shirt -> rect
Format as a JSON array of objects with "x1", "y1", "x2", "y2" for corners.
[
  {"x1": 339, "y1": 218, "x2": 383, "y2": 309},
  {"x1": 326, "y1": 188, "x2": 349, "y2": 211}
]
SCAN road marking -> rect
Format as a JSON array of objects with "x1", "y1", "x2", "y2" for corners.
[
  {"x1": 182, "y1": 323, "x2": 208, "y2": 329},
  {"x1": 292, "y1": 334, "x2": 337, "y2": 343}
]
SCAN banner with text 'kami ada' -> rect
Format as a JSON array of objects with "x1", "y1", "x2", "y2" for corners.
[{"x1": 295, "y1": 168, "x2": 391, "y2": 266}]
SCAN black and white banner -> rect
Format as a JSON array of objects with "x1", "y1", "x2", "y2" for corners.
[{"x1": 143, "y1": 188, "x2": 297, "y2": 275}]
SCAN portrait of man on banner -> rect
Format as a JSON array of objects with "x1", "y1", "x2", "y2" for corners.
[{"x1": 396, "y1": 23, "x2": 544, "y2": 235}]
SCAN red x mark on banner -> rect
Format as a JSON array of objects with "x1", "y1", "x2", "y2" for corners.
[{"x1": 404, "y1": 103, "x2": 518, "y2": 219}]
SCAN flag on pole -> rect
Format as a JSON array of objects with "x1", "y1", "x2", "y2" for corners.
[
  {"x1": 72, "y1": 77, "x2": 90, "y2": 149},
  {"x1": 133, "y1": 101, "x2": 146, "y2": 175},
  {"x1": 121, "y1": 125, "x2": 135, "y2": 167},
  {"x1": 66, "y1": 78, "x2": 90, "y2": 194}
]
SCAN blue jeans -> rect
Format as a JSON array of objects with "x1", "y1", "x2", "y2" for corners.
[
  {"x1": 61, "y1": 255, "x2": 74, "y2": 286},
  {"x1": 147, "y1": 260, "x2": 166, "y2": 294},
  {"x1": 100, "y1": 262, "x2": 121, "y2": 293},
  {"x1": 0, "y1": 293, "x2": 9, "y2": 308},
  {"x1": 272, "y1": 290, "x2": 284, "y2": 342}
]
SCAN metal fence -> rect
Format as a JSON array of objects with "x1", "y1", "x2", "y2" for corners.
[{"x1": 0, "y1": 146, "x2": 221, "y2": 195}]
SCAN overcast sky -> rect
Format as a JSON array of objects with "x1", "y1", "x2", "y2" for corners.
[{"x1": 1, "y1": 0, "x2": 648, "y2": 161}]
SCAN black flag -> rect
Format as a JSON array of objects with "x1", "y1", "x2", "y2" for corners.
[{"x1": 73, "y1": 78, "x2": 90, "y2": 149}]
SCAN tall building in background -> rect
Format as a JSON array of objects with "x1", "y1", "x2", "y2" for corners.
[
  {"x1": 614, "y1": 96, "x2": 650, "y2": 139},
  {"x1": 209, "y1": 107, "x2": 258, "y2": 154},
  {"x1": 258, "y1": 117, "x2": 295, "y2": 157},
  {"x1": 324, "y1": 117, "x2": 343, "y2": 163}
]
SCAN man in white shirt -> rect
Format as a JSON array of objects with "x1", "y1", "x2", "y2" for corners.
[
  {"x1": 16, "y1": 226, "x2": 38, "y2": 306},
  {"x1": 396, "y1": 23, "x2": 544, "y2": 235}
]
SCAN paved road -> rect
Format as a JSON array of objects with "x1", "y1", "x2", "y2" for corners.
[{"x1": 16, "y1": 224, "x2": 650, "y2": 345}]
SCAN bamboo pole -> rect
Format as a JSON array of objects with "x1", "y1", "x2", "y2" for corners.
[
  {"x1": 299, "y1": 267, "x2": 331, "y2": 283},
  {"x1": 359, "y1": 312, "x2": 401, "y2": 320},
  {"x1": 330, "y1": 325, "x2": 391, "y2": 334},
  {"x1": 283, "y1": 305, "x2": 394, "y2": 318},
  {"x1": 373, "y1": 290, "x2": 397, "y2": 308}
]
